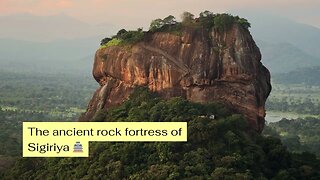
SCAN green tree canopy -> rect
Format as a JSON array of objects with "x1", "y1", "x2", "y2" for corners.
[
  {"x1": 181, "y1": 11, "x2": 195, "y2": 24},
  {"x1": 163, "y1": 15, "x2": 176, "y2": 25},
  {"x1": 3, "y1": 88, "x2": 320, "y2": 179},
  {"x1": 149, "y1": 18, "x2": 164, "y2": 31}
]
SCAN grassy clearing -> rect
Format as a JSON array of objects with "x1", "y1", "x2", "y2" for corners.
[{"x1": 100, "y1": 38, "x2": 122, "y2": 49}]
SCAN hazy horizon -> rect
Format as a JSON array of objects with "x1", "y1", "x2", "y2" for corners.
[
  {"x1": 1, "y1": 0, "x2": 319, "y2": 30},
  {"x1": 0, "y1": 0, "x2": 319, "y2": 75}
]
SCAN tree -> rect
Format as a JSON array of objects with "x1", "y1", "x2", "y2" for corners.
[
  {"x1": 163, "y1": 15, "x2": 176, "y2": 25},
  {"x1": 100, "y1": 37, "x2": 112, "y2": 46},
  {"x1": 149, "y1": 18, "x2": 164, "y2": 31},
  {"x1": 237, "y1": 18, "x2": 251, "y2": 29},
  {"x1": 213, "y1": 14, "x2": 235, "y2": 32},
  {"x1": 199, "y1": 10, "x2": 214, "y2": 28},
  {"x1": 113, "y1": 29, "x2": 128, "y2": 39},
  {"x1": 117, "y1": 29, "x2": 127, "y2": 36},
  {"x1": 181, "y1": 11, "x2": 194, "y2": 24},
  {"x1": 199, "y1": 10, "x2": 213, "y2": 18}
]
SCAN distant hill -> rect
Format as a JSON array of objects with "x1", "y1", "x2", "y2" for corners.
[
  {"x1": 0, "y1": 13, "x2": 119, "y2": 74},
  {"x1": 1, "y1": 12, "x2": 320, "y2": 75},
  {"x1": 273, "y1": 66, "x2": 320, "y2": 86},
  {"x1": 257, "y1": 41, "x2": 320, "y2": 74},
  {"x1": 0, "y1": 13, "x2": 117, "y2": 42},
  {"x1": 0, "y1": 37, "x2": 99, "y2": 74},
  {"x1": 236, "y1": 12, "x2": 320, "y2": 59},
  {"x1": 231, "y1": 11, "x2": 320, "y2": 74},
  {"x1": 0, "y1": 37, "x2": 99, "y2": 60}
]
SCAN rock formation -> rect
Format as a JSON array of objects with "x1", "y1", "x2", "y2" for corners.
[{"x1": 80, "y1": 22, "x2": 271, "y2": 132}]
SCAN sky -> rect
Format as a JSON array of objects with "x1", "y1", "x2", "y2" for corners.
[{"x1": 0, "y1": 0, "x2": 320, "y2": 28}]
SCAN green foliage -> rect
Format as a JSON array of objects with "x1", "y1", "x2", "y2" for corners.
[
  {"x1": 264, "y1": 117, "x2": 320, "y2": 157},
  {"x1": 237, "y1": 17, "x2": 251, "y2": 29},
  {"x1": 198, "y1": 10, "x2": 215, "y2": 29},
  {"x1": 267, "y1": 89, "x2": 320, "y2": 115},
  {"x1": 198, "y1": 12, "x2": 251, "y2": 31},
  {"x1": 100, "y1": 37, "x2": 111, "y2": 46},
  {"x1": 148, "y1": 11, "x2": 251, "y2": 36},
  {"x1": 116, "y1": 29, "x2": 128, "y2": 37},
  {"x1": 181, "y1": 11, "x2": 195, "y2": 25},
  {"x1": 3, "y1": 88, "x2": 320, "y2": 179},
  {"x1": 266, "y1": 82, "x2": 320, "y2": 115},
  {"x1": 0, "y1": 72, "x2": 96, "y2": 157},
  {"x1": 101, "y1": 11, "x2": 252, "y2": 47},
  {"x1": 213, "y1": 13, "x2": 236, "y2": 32},
  {"x1": 100, "y1": 38, "x2": 122, "y2": 49},
  {"x1": 163, "y1": 15, "x2": 176, "y2": 25},
  {"x1": 113, "y1": 29, "x2": 144, "y2": 44},
  {"x1": 100, "y1": 28, "x2": 145, "y2": 48},
  {"x1": 149, "y1": 18, "x2": 164, "y2": 32},
  {"x1": 149, "y1": 15, "x2": 178, "y2": 33},
  {"x1": 199, "y1": 10, "x2": 214, "y2": 18},
  {"x1": 0, "y1": 108, "x2": 21, "y2": 156}
]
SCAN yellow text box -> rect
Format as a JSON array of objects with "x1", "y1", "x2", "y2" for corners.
[{"x1": 23, "y1": 122, "x2": 187, "y2": 157}]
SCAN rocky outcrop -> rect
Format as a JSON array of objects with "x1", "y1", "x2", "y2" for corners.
[{"x1": 80, "y1": 23, "x2": 271, "y2": 132}]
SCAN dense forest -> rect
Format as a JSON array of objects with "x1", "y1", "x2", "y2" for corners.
[
  {"x1": 266, "y1": 67, "x2": 320, "y2": 115},
  {"x1": 266, "y1": 96, "x2": 320, "y2": 115},
  {"x1": 264, "y1": 117, "x2": 320, "y2": 157},
  {"x1": 266, "y1": 83, "x2": 320, "y2": 115},
  {"x1": 0, "y1": 72, "x2": 97, "y2": 157},
  {"x1": 2, "y1": 88, "x2": 320, "y2": 179},
  {"x1": 0, "y1": 71, "x2": 97, "y2": 112}
]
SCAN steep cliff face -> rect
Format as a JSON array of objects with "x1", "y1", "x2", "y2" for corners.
[{"x1": 80, "y1": 23, "x2": 271, "y2": 132}]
